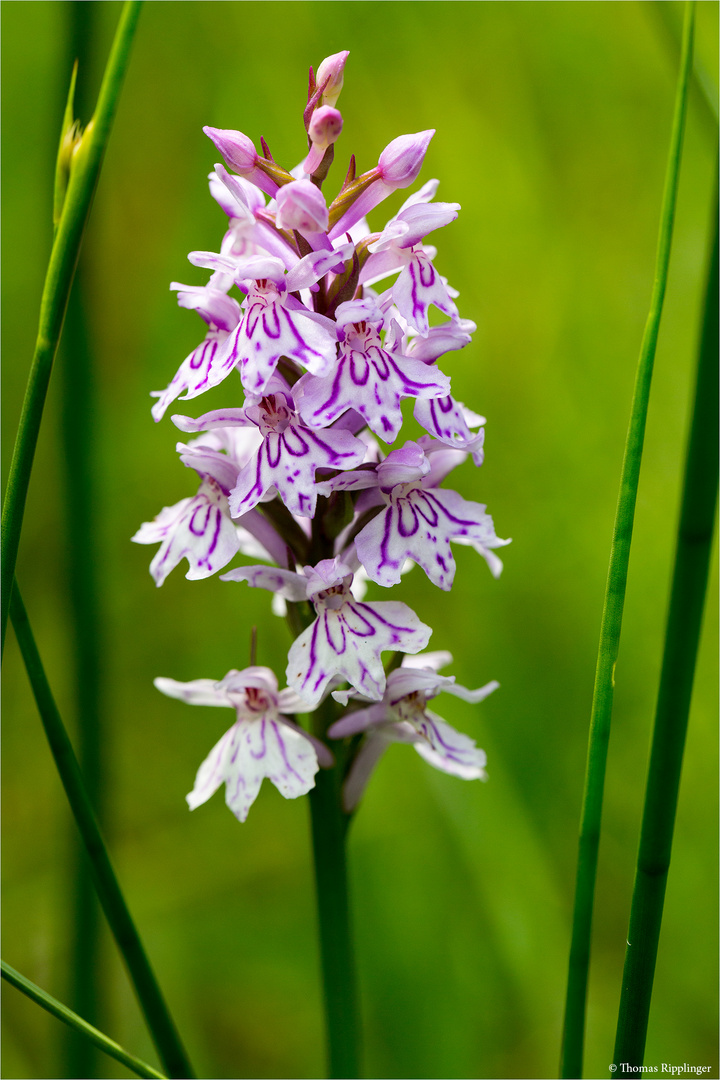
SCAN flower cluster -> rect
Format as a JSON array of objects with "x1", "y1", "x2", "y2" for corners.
[{"x1": 135, "y1": 51, "x2": 509, "y2": 822}]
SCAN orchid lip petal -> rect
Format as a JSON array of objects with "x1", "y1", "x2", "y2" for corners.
[
  {"x1": 156, "y1": 665, "x2": 321, "y2": 822},
  {"x1": 287, "y1": 593, "x2": 432, "y2": 708}
]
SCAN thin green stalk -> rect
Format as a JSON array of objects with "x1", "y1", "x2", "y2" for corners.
[
  {"x1": 2, "y1": 961, "x2": 167, "y2": 1080},
  {"x1": 0, "y1": 0, "x2": 142, "y2": 654},
  {"x1": 650, "y1": 0, "x2": 718, "y2": 129},
  {"x1": 309, "y1": 698, "x2": 361, "y2": 1079},
  {"x1": 613, "y1": 179, "x2": 718, "y2": 1074},
  {"x1": 9, "y1": 585, "x2": 195, "y2": 1080},
  {"x1": 560, "y1": 5, "x2": 696, "y2": 1076},
  {"x1": 59, "y1": 7, "x2": 107, "y2": 1076}
]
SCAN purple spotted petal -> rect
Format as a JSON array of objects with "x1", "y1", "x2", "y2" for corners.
[
  {"x1": 154, "y1": 665, "x2": 321, "y2": 822},
  {"x1": 150, "y1": 284, "x2": 244, "y2": 421},
  {"x1": 219, "y1": 286, "x2": 337, "y2": 395},
  {"x1": 187, "y1": 715, "x2": 319, "y2": 823},
  {"x1": 410, "y1": 709, "x2": 487, "y2": 779},
  {"x1": 327, "y1": 651, "x2": 496, "y2": 805},
  {"x1": 355, "y1": 486, "x2": 508, "y2": 590},
  {"x1": 228, "y1": 405, "x2": 366, "y2": 519},
  {"x1": 286, "y1": 599, "x2": 431, "y2": 708},
  {"x1": 392, "y1": 249, "x2": 458, "y2": 336},
  {"x1": 151, "y1": 328, "x2": 239, "y2": 422},
  {"x1": 294, "y1": 331, "x2": 449, "y2": 444},
  {"x1": 132, "y1": 478, "x2": 242, "y2": 586},
  {"x1": 414, "y1": 395, "x2": 486, "y2": 464}
]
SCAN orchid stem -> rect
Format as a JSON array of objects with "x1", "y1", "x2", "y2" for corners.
[
  {"x1": 0, "y1": 0, "x2": 142, "y2": 655},
  {"x1": 9, "y1": 584, "x2": 195, "y2": 1080},
  {"x1": 2, "y1": 961, "x2": 167, "y2": 1080},
  {"x1": 309, "y1": 698, "x2": 361, "y2": 1079},
  {"x1": 612, "y1": 174, "x2": 718, "y2": 1074},
  {"x1": 560, "y1": 5, "x2": 695, "y2": 1076}
]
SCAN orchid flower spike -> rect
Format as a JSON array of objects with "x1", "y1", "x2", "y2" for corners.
[{"x1": 141, "y1": 47, "x2": 509, "y2": 828}]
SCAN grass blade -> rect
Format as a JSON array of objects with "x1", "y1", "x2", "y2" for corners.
[
  {"x1": 560, "y1": 5, "x2": 696, "y2": 1075},
  {"x1": 9, "y1": 584, "x2": 195, "y2": 1079},
  {"x1": 2, "y1": 961, "x2": 167, "y2": 1080},
  {"x1": 1, "y1": 0, "x2": 142, "y2": 653},
  {"x1": 612, "y1": 178, "x2": 718, "y2": 1074}
]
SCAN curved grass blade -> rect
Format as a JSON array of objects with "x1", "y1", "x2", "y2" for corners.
[
  {"x1": 560, "y1": 4, "x2": 696, "y2": 1075},
  {"x1": 612, "y1": 178, "x2": 718, "y2": 1074},
  {"x1": 2, "y1": 961, "x2": 167, "y2": 1080},
  {"x1": 0, "y1": 0, "x2": 142, "y2": 654},
  {"x1": 9, "y1": 585, "x2": 195, "y2": 1080}
]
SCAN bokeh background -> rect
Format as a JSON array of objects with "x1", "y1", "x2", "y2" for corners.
[{"x1": 2, "y1": 3, "x2": 717, "y2": 1078}]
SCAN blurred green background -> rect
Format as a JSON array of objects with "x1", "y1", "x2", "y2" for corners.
[{"x1": 2, "y1": 2, "x2": 718, "y2": 1078}]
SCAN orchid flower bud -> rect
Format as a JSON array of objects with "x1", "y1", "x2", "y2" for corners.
[
  {"x1": 203, "y1": 126, "x2": 258, "y2": 175},
  {"x1": 378, "y1": 129, "x2": 435, "y2": 188},
  {"x1": 328, "y1": 130, "x2": 436, "y2": 240},
  {"x1": 275, "y1": 179, "x2": 329, "y2": 235},
  {"x1": 304, "y1": 106, "x2": 343, "y2": 174},
  {"x1": 204, "y1": 126, "x2": 294, "y2": 199},
  {"x1": 315, "y1": 50, "x2": 349, "y2": 108}
]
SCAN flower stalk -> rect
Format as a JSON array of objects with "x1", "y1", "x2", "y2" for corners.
[
  {"x1": 0, "y1": 0, "x2": 142, "y2": 654},
  {"x1": 309, "y1": 699, "x2": 361, "y2": 1079},
  {"x1": 612, "y1": 180, "x2": 718, "y2": 1074},
  {"x1": 560, "y1": 5, "x2": 696, "y2": 1076}
]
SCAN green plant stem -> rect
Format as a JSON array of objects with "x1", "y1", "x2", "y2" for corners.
[
  {"x1": 650, "y1": 0, "x2": 718, "y2": 129},
  {"x1": 59, "y1": 7, "x2": 107, "y2": 1076},
  {"x1": 2, "y1": 961, "x2": 167, "y2": 1080},
  {"x1": 309, "y1": 698, "x2": 361, "y2": 1079},
  {"x1": 9, "y1": 585, "x2": 195, "y2": 1080},
  {"x1": 0, "y1": 0, "x2": 142, "y2": 655},
  {"x1": 613, "y1": 179, "x2": 718, "y2": 1075},
  {"x1": 560, "y1": 5, "x2": 695, "y2": 1076}
]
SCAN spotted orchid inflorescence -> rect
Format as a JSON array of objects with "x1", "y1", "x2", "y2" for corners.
[{"x1": 134, "y1": 51, "x2": 510, "y2": 822}]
